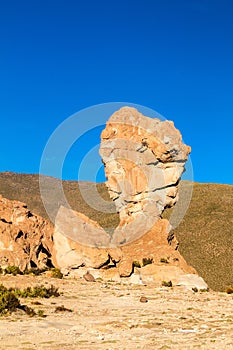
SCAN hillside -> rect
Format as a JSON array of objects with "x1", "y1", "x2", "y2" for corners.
[
  {"x1": 163, "y1": 182, "x2": 233, "y2": 292},
  {"x1": 0, "y1": 172, "x2": 119, "y2": 230},
  {"x1": 0, "y1": 171, "x2": 233, "y2": 292}
]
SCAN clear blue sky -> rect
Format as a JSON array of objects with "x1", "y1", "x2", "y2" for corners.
[{"x1": 0, "y1": 0, "x2": 232, "y2": 184}]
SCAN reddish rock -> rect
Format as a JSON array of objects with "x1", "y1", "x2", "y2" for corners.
[
  {"x1": 0, "y1": 195, "x2": 55, "y2": 271},
  {"x1": 83, "y1": 271, "x2": 96, "y2": 282},
  {"x1": 140, "y1": 296, "x2": 148, "y2": 303},
  {"x1": 116, "y1": 218, "x2": 196, "y2": 277}
]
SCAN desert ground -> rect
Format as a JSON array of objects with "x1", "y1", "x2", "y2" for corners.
[{"x1": 0, "y1": 275, "x2": 233, "y2": 350}]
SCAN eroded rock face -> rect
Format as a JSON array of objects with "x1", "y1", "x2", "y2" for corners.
[
  {"x1": 54, "y1": 206, "x2": 195, "y2": 278},
  {"x1": 99, "y1": 107, "x2": 191, "y2": 244},
  {"x1": 54, "y1": 205, "x2": 110, "y2": 269},
  {"x1": 53, "y1": 107, "x2": 203, "y2": 286},
  {"x1": 0, "y1": 195, "x2": 55, "y2": 271}
]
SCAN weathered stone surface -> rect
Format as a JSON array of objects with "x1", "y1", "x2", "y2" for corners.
[
  {"x1": 0, "y1": 195, "x2": 55, "y2": 271},
  {"x1": 99, "y1": 106, "x2": 191, "y2": 238},
  {"x1": 176, "y1": 274, "x2": 209, "y2": 291},
  {"x1": 52, "y1": 106, "x2": 205, "y2": 287},
  {"x1": 83, "y1": 271, "x2": 96, "y2": 282},
  {"x1": 53, "y1": 205, "x2": 110, "y2": 269},
  {"x1": 53, "y1": 208, "x2": 194, "y2": 279},
  {"x1": 116, "y1": 218, "x2": 196, "y2": 277},
  {"x1": 54, "y1": 205, "x2": 110, "y2": 247},
  {"x1": 138, "y1": 264, "x2": 192, "y2": 286}
]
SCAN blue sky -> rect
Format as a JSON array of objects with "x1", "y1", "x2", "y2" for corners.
[{"x1": 0, "y1": 0, "x2": 232, "y2": 184}]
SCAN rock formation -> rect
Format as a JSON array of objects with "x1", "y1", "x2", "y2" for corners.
[
  {"x1": 99, "y1": 107, "x2": 191, "y2": 245},
  {"x1": 53, "y1": 107, "x2": 207, "y2": 289},
  {"x1": 0, "y1": 107, "x2": 207, "y2": 289},
  {"x1": 53, "y1": 205, "x2": 110, "y2": 269},
  {"x1": 0, "y1": 195, "x2": 55, "y2": 271}
]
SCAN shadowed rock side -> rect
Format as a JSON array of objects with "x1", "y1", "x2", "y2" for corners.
[
  {"x1": 0, "y1": 195, "x2": 55, "y2": 271},
  {"x1": 53, "y1": 107, "x2": 207, "y2": 289}
]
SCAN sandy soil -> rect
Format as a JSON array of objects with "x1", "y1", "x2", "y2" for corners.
[{"x1": 0, "y1": 275, "x2": 233, "y2": 350}]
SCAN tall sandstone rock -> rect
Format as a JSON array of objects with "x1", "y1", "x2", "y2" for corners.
[
  {"x1": 99, "y1": 107, "x2": 191, "y2": 245},
  {"x1": 0, "y1": 195, "x2": 55, "y2": 271},
  {"x1": 53, "y1": 107, "x2": 208, "y2": 288}
]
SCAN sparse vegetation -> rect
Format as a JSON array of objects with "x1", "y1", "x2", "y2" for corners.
[
  {"x1": 133, "y1": 261, "x2": 141, "y2": 268},
  {"x1": 4, "y1": 265, "x2": 22, "y2": 276},
  {"x1": 162, "y1": 280, "x2": 172, "y2": 287},
  {"x1": 160, "y1": 258, "x2": 169, "y2": 264},
  {"x1": 132, "y1": 258, "x2": 154, "y2": 268},
  {"x1": 51, "y1": 268, "x2": 63, "y2": 279},
  {"x1": 0, "y1": 286, "x2": 36, "y2": 316},
  {"x1": 1, "y1": 266, "x2": 63, "y2": 279},
  {"x1": 24, "y1": 267, "x2": 48, "y2": 276},
  {"x1": 162, "y1": 181, "x2": 233, "y2": 292},
  {"x1": 37, "y1": 309, "x2": 46, "y2": 317},
  {"x1": 0, "y1": 290, "x2": 20, "y2": 315},
  {"x1": 21, "y1": 305, "x2": 36, "y2": 317},
  {"x1": 12, "y1": 285, "x2": 60, "y2": 298},
  {"x1": 142, "y1": 258, "x2": 153, "y2": 266},
  {"x1": 54, "y1": 305, "x2": 73, "y2": 313},
  {"x1": 1, "y1": 266, "x2": 50, "y2": 277},
  {"x1": 0, "y1": 283, "x2": 60, "y2": 316}
]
